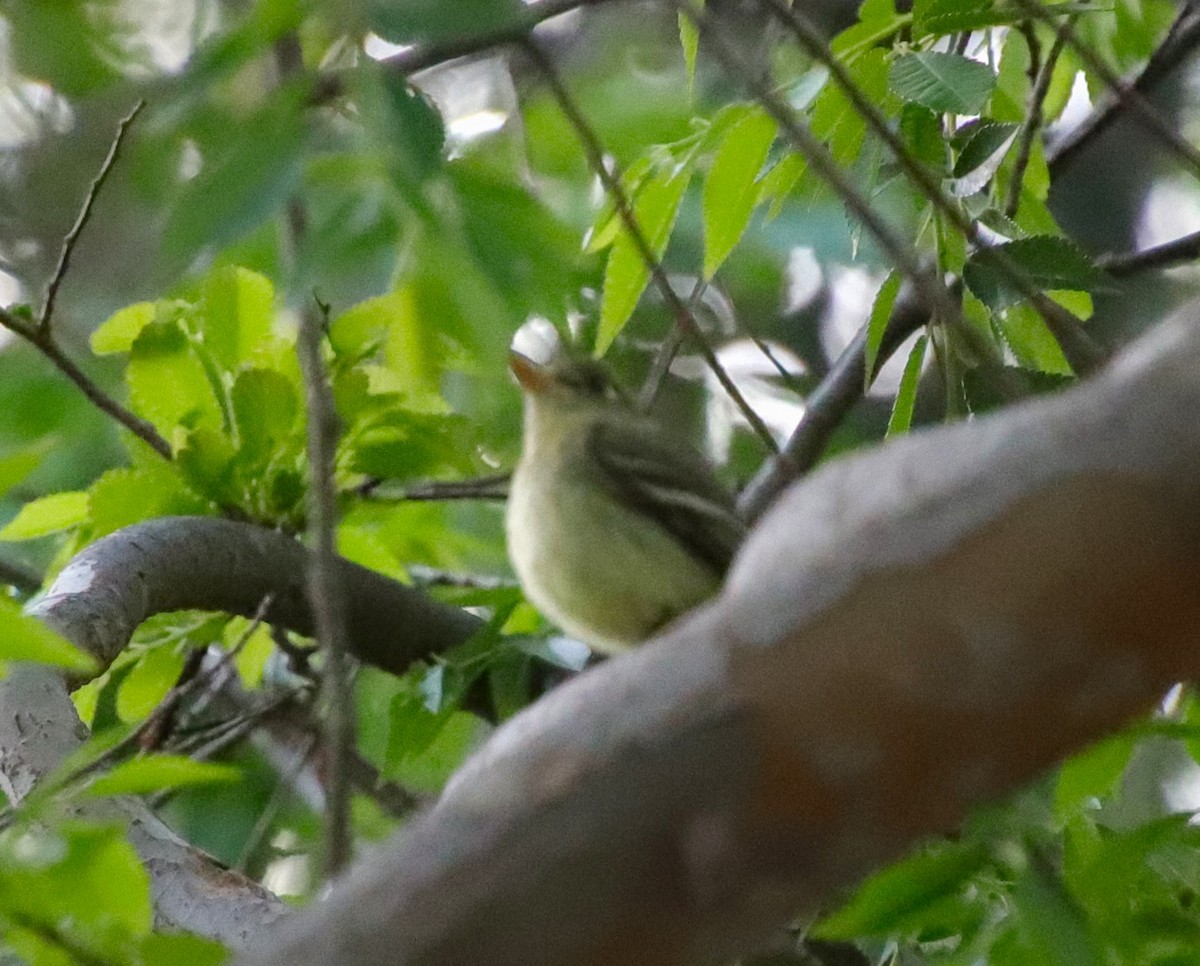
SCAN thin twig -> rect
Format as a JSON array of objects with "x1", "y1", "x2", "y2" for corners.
[
  {"x1": 756, "y1": 0, "x2": 1103, "y2": 373},
  {"x1": 637, "y1": 277, "x2": 706, "y2": 409},
  {"x1": 1049, "y1": 2, "x2": 1200, "y2": 176},
  {"x1": 297, "y1": 295, "x2": 356, "y2": 879},
  {"x1": 40, "y1": 101, "x2": 145, "y2": 335},
  {"x1": 737, "y1": 288, "x2": 932, "y2": 520},
  {"x1": 681, "y1": 0, "x2": 957, "y2": 329},
  {"x1": 2, "y1": 299, "x2": 171, "y2": 461},
  {"x1": 1098, "y1": 229, "x2": 1200, "y2": 277},
  {"x1": 521, "y1": 36, "x2": 781, "y2": 454},
  {"x1": 1005, "y1": 19, "x2": 1073, "y2": 218},
  {"x1": 1016, "y1": 0, "x2": 1200, "y2": 181},
  {"x1": 64, "y1": 597, "x2": 275, "y2": 789},
  {"x1": 359, "y1": 473, "x2": 511, "y2": 501}
]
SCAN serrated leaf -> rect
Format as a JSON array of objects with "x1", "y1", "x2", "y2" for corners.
[
  {"x1": 86, "y1": 755, "x2": 240, "y2": 797},
  {"x1": 963, "y1": 236, "x2": 1101, "y2": 311},
  {"x1": 596, "y1": 164, "x2": 692, "y2": 355},
  {"x1": 198, "y1": 266, "x2": 276, "y2": 369},
  {"x1": 887, "y1": 335, "x2": 928, "y2": 436},
  {"x1": 90, "y1": 302, "x2": 156, "y2": 356},
  {"x1": 899, "y1": 103, "x2": 945, "y2": 170},
  {"x1": 889, "y1": 51, "x2": 996, "y2": 115},
  {"x1": 865, "y1": 272, "x2": 902, "y2": 387},
  {"x1": 0, "y1": 492, "x2": 89, "y2": 541},
  {"x1": 0, "y1": 599, "x2": 94, "y2": 672},
  {"x1": 703, "y1": 109, "x2": 777, "y2": 278},
  {"x1": 231, "y1": 368, "x2": 298, "y2": 462},
  {"x1": 127, "y1": 321, "x2": 224, "y2": 438},
  {"x1": 953, "y1": 120, "x2": 1018, "y2": 177},
  {"x1": 812, "y1": 49, "x2": 888, "y2": 165}
]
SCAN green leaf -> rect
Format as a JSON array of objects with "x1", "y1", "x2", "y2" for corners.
[
  {"x1": 998, "y1": 303, "x2": 1072, "y2": 376},
  {"x1": 116, "y1": 645, "x2": 187, "y2": 723},
  {"x1": 231, "y1": 368, "x2": 299, "y2": 462},
  {"x1": 0, "y1": 822, "x2": 152, "y2": 948},
  {"x1": 812, "y1": 49, "x2": 888, "y2": 165},
  {"x1": 963, "y1": 236, "x2": 1101, "y2": 311},
  {"x1": 165, "y1": 88, "x2": 306, "y2": 258},
  {"x1": 953, "y1": 120, "x2": 1019, "y2": 177},
  {"x1": 0, "y1": 492, "x2": 89, "y2": 541},
  {"x1": 368, "y1": 0, "x2": 524, "y2": 45},
  {"x1": 127, "y1": 321, "x2": 224, "y2": 438},
  {"x1": 818, "y1": 840, "x2": 987, "y2": 937},
  {"x1": 4, "y1": 2, "x2": 123, "y2": 96},
  {"x1": 596, "y1": 163, "x2": 692, "y2": 355},
  {"x1": 865, "y1": 272, "x2": 902, "y2": 387},
  {"x1": 198, "y1": 266, "x2": 276, "y2": 369},
  {"x1": 86, "y1": 755, "x2": 240, "y2": 797},
  {"x1": 899, "y1": 103, "x2": 946, "y2": 170},
  {"x1": 0, "y1": 438, "x2": 53, "y2": 501},
  {"x1": 703, "y1": 108, "x2": 777, "y2": 278},
  {"x1": 889, "y1": 51, "x2": 997, "y2": 115},
  {"x1": 887, "y1": 335, "x2": 928, "y2": 436},
  {"x1": 89, "y1": 464, "x2": 206, "y2": 540},
  {"x1": 1054, "y1": 735, "x2": 1135, "y2": 819},
  {"x1": 91, "y1": 303, "x2": 157, "y2": 356},
  {"x1": 0, "y1": 599, "x2": 94, "y2": 672}
]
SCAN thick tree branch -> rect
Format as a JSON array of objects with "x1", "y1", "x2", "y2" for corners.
[
  {"x1": 237, "y1": 300, "x2": 1200, "y2": 966},
  {"x1": 27, "y1": 516, "x2": 482, "y2": 676},
  {"x1": 0, "y1": 665, "x2": 286, "y2": 947}
]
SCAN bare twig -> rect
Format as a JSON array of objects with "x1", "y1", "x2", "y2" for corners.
[
  {"x1": 1017, "y1": 0, "x2": 1200, "y2": 180},
  {"x1": 521, "y1": 36, "x2": 781, "y2": 455},
  {"x1": 358, "y1": 473, "x2": 511, "y2": 501},
  {"x1": 0, "y1": 306, "x2": 172, "y2": 458},
  {"x1": 1005, "y1": 18, "x2": 1073, "y2": 218},
  {"x1": 737, "y1": 288, "x2": 932, "y2": 519},
  {"x1": 40, "y1": 101, "x2": 145, "y2": 335},
  {"x1": 297, "y1": 296, "x2": 356, "y2": 878},
  {"x1": 63, "y1": 597, "x2": 275, "y2": 789},
  {"x1": 1098, "y1": 229, "x2": 1200, "y2": 277},
  {"x1": 1049, "y1": 2, "x2": 1200, "y2": 175}
]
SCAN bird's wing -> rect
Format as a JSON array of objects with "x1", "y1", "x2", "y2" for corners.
[{"x1": 585, "y1": 418, "x2": 747, "y2": 576}]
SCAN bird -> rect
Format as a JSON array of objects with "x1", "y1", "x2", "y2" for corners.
[{"x1": 505, "y1": 349, "x2": 747, "y2": 654}]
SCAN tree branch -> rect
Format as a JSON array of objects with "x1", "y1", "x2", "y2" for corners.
[
  {"x1": 235, "y1": 300, "x2": 1200, "y2": 966},
  {"x1": 26, "y1": 516, "x2": 482, "y2": 676},
  {"x1": 1048, "y1": 1, "x2": 1200, "y2": 176},
  {"x1": 39, "y1": 102, "x2": 144, "y2": 335},
  {"x1": 1098, "y1": 229, "x2": 1200, "y2": 277}
]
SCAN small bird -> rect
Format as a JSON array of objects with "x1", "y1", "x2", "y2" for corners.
[{"x1": 506, "y1": 350, "x2": 747, "y2": 654}]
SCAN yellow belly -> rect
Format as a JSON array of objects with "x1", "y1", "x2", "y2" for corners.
[{"x1": 506, "y1": 457, "x2": 720, "y2": 654}]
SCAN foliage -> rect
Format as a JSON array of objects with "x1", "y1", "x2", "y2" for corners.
[{"x1": 0, "y1": 0, "x2": 1193, "y2": 962}]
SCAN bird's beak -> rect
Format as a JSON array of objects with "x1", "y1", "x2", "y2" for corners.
[{"x1": 509, "y1": 351, "x2": 554, "y2": 394}]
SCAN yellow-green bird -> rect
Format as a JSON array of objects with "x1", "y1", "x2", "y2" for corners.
[{"x1": 506, "y1": 350, "x2": 747, "y2": 654}]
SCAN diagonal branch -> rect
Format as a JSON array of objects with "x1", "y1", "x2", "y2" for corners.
[
  {"x1": 40, "y1": 101, "x2": 145, "y2": 335},
  {"x1": 1049, "y1": 1, "x2": 1200, "y2": 175},
  {"x1": 0, "y1": 305, "x2": 171, "y2": 459},
  {"x1": 1020, "y1": 0, "x2": 1200, "y2": 180}
]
